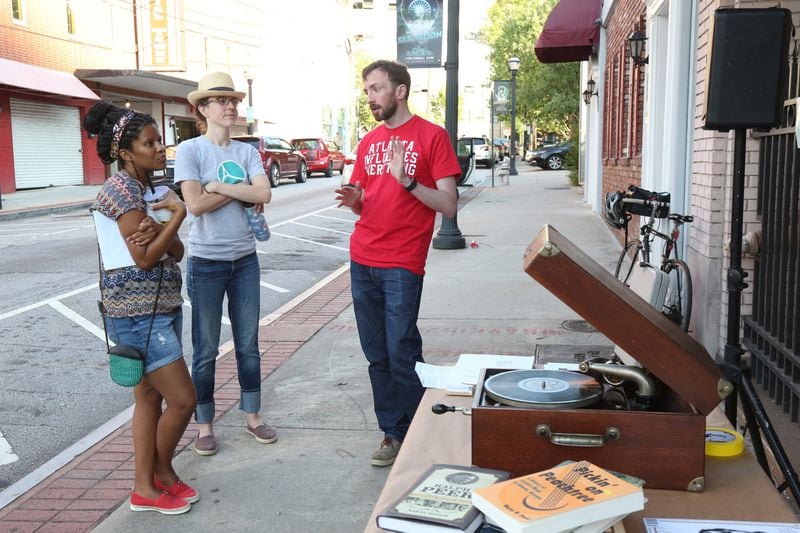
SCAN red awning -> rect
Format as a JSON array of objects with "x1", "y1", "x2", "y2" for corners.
[
  {"x1": 535, "y1": 0, "x2": 603, "y2": 64},
  {"x1": 0, "y1": 57, "x2": 99, "y2": 100}
]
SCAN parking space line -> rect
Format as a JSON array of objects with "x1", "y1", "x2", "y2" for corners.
[
  {"x1": 0, "y1": 283, "x2": 97, "y2": 320},
  {"x1": 308, "y1": 213, "x2": 356, "y2": 223},
  {"x1": 0, "y1": 263, "x2": 352, "y2": 511},
  {"x1": 270, "y1": 204, "x2": 340, "y2": 228},
  {"x1": 48, "y1": 300, "x2": 108, "y2": 343},
  {"x1": 289, "y1": 221, "x2": 352, "y2": 236},
  {"x1": 0, "y1": 431, "x2": 19, "y2": 467},
  {"x1": 270, "y1": 232, "x2": 350, "y2": 252},
  {"x1": 260, "y1": 281, "x2": 290, "y2": 293}
]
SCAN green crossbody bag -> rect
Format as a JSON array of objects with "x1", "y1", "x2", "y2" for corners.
[{"x1": 97, "y1": 250, "x2": 163, "y2": 387}]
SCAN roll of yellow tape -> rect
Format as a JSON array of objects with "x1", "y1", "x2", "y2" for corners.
[{"x1": 705, "y1": 427, "x2": 745, "y2": 457}]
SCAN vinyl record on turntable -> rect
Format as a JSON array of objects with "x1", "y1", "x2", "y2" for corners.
[{"x1": 484, "y1": 369, "x2": 603, "y2": 409}]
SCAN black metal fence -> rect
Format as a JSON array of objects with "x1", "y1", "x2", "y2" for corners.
[{"x1": 744, "y1": 45, "x2": 800, "y2": 427}]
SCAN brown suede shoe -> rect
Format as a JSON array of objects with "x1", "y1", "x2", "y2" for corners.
[
  {"x1": 370, "y1": 437, "x2": 401, "y2": 467},
  {"x1": 193, "y1": 434, "x2": 217, "y2": 456},
  {"x1": 246, "y1": 424, "x2": 277, "y2": 444}
]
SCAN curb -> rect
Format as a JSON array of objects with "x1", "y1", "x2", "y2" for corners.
[{"x1": 0, "y1": 201, "x2": 94, "y2": 222}]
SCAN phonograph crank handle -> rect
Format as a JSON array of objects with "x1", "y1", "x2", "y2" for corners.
[
  {"x1": 536, "y1": 424, "x2": 621, "y2": 447},
  {"x1": 431, "y1": 403, "x2": 472, "y2": 416}
]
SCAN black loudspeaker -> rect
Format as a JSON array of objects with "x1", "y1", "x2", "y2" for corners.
[{"x1": 704, "y1": 8, "x2": 792, "y2": 131}]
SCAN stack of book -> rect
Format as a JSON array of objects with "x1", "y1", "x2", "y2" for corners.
[
  {"x1": 376, "y1": 464, "x2": 511, "y2": 532},
  {"x1": 471, "y1": 460, "x2": 645, "y2": 533},
  {"x1": 376, "y1": 461, "x2": 644, "y2": 533}
]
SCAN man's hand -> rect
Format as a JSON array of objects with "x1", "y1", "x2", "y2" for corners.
[
  {"x1": 387, "y1": 135, "x2": 412, "y2": 188},
  {"x1": 335, "y1": 182, "x2": 363, "y2": 209}
]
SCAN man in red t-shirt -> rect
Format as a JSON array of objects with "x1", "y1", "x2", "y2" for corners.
[{"x1": 335, "y1": 60, "x2": 461, "y2": 467}]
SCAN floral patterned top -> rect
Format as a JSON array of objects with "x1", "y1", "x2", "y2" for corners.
[{"x1": 91, "y1": 172, "x2": 183, "y2": 318}]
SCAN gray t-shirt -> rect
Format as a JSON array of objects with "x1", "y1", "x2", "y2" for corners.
[{"x1": 174, "y1": 136, "x2": 266, "y2": 261}]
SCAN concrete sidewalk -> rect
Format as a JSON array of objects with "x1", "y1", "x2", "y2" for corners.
[
  {"x1": 0, "y1": 166, "x2": 625, "y2": 532},
  {"x1": 0, "y1": 185, "x2": 102, "y2": 221}
]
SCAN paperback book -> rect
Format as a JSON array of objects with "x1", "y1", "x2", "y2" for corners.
[
  {"x1": 471, "y1": 460, "x2": 645, "y2": 533},
  {"x1": 377, "y1": 464, "x2": 511, "y2": 532}
]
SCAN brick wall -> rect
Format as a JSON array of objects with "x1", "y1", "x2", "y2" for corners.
[
  {"x1": 691, "y1": 0, "x2": 799, "y2": 356},
  {"x1": 602, "y1": 0, "x2": 646, "y2": 245}
]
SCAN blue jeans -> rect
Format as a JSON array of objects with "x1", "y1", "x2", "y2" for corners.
[
  {"x1": 188, "y1": 252, "x2": 261, "y2": 424},
  {"x1": 350, "y1": 260, "x2": 425, "y2": 442}
]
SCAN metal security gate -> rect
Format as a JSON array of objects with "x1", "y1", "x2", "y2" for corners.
[
  {"x1": 744, "y1": 47, "x2": 800, "y2": 427},
  {"x1": 10, "y1": 98, "x2": 84, "y2": 188}
]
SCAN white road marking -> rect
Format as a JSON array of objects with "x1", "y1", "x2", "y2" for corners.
[
  {"x1": 260, "y1": 281, "x2": 290, "y2": 293},
  {"x1": 290, "y1": 221, "x2": 352, "y2": 236},
  {"x1": 270, "y1": 232, "x2": 350, "y2": 252},
  {"x1": 0, "y1": 262, "x2": 352, "y2": 511},
  {"x1": 270, "y1": 204, "x2": 340, "y2": 228},
  {"x1": 308, "y1": 213, "x2": 356, "y2": 223},
  {"x1": 48, "y1": 300, "x2": 108, "y2": 343},
  {"x1": 0, "y1": 283, "x2": 97, "y2": 320},
  {"x1": 0, "y1": 431, "x2": 19, "y2": 466}
]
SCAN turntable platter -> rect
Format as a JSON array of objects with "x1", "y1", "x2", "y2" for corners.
[{"x1": 483, "y1": 369, "x2": 603, "y2": 409}]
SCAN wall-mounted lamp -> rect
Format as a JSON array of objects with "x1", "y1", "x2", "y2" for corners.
[
  {"x1": 627, "y1": 29, "x2": 648, "y2": 66},
  {"x1": 168, "y1": 117, "x2": 176, "y2": 127},
  {"x1": 124, "y1": 99, "x2": 131, "y2": 109},
  {"x1": 582, "y1": 78, "x2": 598, "y2": 105}
]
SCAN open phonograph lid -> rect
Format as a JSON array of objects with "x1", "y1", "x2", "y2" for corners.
[
  {"x1": 522, "y1": 225, "x2": 732, "y2": 415},
  {"x1": 484, "y1": 369, "x2": 603, "y2": 409}
]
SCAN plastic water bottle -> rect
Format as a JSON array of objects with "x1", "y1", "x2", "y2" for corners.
[{"x1": 246, "y1": 207, "x2": 270, "y2": 241}]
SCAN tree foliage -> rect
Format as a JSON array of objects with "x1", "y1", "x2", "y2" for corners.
[{"x1": 481, "y1": 0, "x2": 580, "y2": 137}]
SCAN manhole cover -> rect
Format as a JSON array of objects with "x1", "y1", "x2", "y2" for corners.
[{"x1": 561, "y1": 319, "x2": 598, "y2": 333}]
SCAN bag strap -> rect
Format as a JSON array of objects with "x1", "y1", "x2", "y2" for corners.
[{"x1": 97, "y1": 244, "x2": 164, "y2": 355}]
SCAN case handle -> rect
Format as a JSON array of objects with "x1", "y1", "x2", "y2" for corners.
[{"x1": 536, "y1": 424, "x2": 621, "y2": 447}]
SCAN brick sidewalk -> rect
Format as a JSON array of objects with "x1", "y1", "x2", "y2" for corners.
[{"x1": 0, "y1": 273, "x2": 353, "y2": 533}]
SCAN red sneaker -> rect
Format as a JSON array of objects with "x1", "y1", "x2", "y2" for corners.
[
  {"x1": 154, "y1": 476, "x2": 200, "y2": 503},
  {"x1": 130, "y1": 491, "x2": 191, "y2": 515}
]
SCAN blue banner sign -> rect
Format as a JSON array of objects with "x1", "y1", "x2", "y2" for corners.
[{"x1": 397, "y1": 0, "x2": 443, "y2": 68}]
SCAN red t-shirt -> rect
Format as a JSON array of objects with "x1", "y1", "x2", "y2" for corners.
[{"x1": 349, "y1": 116, "x2": 462, "y2": 275}]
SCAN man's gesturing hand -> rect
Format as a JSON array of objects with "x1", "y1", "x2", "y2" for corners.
[{"x1": 335, "y1": 181, "x2": 363, "y2": 209}]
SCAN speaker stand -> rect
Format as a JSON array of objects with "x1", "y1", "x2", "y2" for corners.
[{"x1": 721, "y1": 128, "x2": 800, "y2": 507}]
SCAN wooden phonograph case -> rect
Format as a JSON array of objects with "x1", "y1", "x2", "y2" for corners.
[{"x1": 470, "y1": 225, "x2": 733, "y2": 491}]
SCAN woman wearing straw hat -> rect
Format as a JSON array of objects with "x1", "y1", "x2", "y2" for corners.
[
  {"x1": 84, "y1": 102, "x2": 197, "y2": 514},
  {"x1": 175, "y1": 72, "x2": 275, "y2": 456}
]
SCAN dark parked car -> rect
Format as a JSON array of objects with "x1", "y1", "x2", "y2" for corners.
[
  {"x1": 529, "y1": 142, "x2": 572, "y2": 170},
  {"x1": 232, "y1": 135, "x2": 308, "y2": 187},
  {"x1": 291, "y1": 137, "x2": 346, "y2": 177}
]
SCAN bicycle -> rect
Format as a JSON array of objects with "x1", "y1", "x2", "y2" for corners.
[{"x1": 605, "y1": 186, "x2": 694, "y2": 332}]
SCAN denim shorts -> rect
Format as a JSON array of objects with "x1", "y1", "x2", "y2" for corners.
[{"x1": 105, "y1": 308, "x2": 183, "y2": 374}]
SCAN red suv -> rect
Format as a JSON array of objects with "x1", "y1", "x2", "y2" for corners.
[
  {"x1": 290, "y1": 137, "x2": 346, "y2": 177},
  {"x1": 232, "y1": 135, "x2": 308, "y2": 187}
]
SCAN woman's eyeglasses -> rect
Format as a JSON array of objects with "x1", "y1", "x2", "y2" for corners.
[{"x1": 206, "y1": 97, "x2": 241, "y2": 107}]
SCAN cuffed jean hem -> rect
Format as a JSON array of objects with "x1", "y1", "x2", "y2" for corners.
[
  {"x1": 239, "y1": 390, "x2": 261, "y2": 414},
  {"x1": 195, "y1": 401, "x2": 215, "y2": 425}
]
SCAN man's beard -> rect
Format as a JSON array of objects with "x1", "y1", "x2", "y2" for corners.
[{"x1": 371, "y1": 99, "x2": 398, "y2": 122}]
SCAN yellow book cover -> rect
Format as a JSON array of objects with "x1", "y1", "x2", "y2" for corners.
[{"x1": 471, "y1": 460, "x2": 645, "y2": 533}]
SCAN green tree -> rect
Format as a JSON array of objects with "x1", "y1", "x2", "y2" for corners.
[
  {"x1": 355, "y1": 50, "x2": 378, "y2": 140},
  {"x1": 481, "y1": 0, "x2": 580, "y2": 138}
]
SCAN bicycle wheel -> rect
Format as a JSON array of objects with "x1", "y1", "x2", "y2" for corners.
[
  {"x1": 663, "y1": 259, "x2": 693, "y2": 331},
  {"x1": 615, "y1": 240, "x2": 642, "y2": 284}
]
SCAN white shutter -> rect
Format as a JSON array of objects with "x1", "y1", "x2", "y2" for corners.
[{"x1": 10, "y1": 99, "x2": 84, "y2": 188}]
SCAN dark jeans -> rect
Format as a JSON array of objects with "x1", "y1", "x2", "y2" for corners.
[
  {"x1": 350, "y1": 260, "x2": 425, "y2": 442},
  {"x1": 187, "y1": 252, "x2": 261, "y2": 424}
]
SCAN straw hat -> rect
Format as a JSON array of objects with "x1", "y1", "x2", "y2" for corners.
[{"x1": 187, "y1": 72, "x2": 246, "y2": 106}]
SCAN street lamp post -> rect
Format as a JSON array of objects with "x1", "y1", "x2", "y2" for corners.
[
  {"x1": 508, "y1": 56, "x2": 520, "y2": 176},
  {"x1": 244, "y1": 71, "x2": 255, "y2": 135}
]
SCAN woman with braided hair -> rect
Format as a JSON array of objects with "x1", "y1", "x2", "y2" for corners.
[{"x1": 84, "y1": 101, "x2": 197, "y2": 515}]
